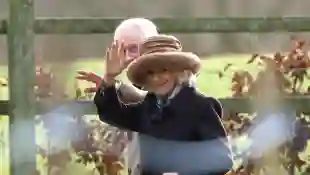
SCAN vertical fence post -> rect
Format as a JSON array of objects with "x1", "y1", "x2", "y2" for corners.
[{"x1": 7, "y1": 0, "x2": 36, "y2": 174}]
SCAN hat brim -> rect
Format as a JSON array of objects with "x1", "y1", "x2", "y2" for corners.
[{"x1": 127, "y1": 52, "x2": 201, "y2": 86}]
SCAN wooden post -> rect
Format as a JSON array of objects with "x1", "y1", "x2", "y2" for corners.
[{"x1": 7, "y1": 0, "x2": 36, "y2": 174}]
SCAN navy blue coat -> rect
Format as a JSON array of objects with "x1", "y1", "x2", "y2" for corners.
[{"x1": 94, "y1": 83, "x2": 232, "y2": 175}]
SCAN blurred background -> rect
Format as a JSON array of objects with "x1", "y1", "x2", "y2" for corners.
[
  {"x1": 1, "y1": 0, "x2": 310, "y2": 62},
  {"x1": 1, "y1": 0, "x2": 310, "y2": 175}
]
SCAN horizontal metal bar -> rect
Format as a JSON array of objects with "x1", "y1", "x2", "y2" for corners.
[
  {"x1": 1, "y1": 97, "x2": 310, "y2": 116},
  {"x1": 33, "y1": 97, "x2": 310, "y2": 114},
  {"x1": 2, "y1": 17, "x2": 310, "y2": 34},
  {"x1": 220, "y1": 96, "x2": 310, "y2": 113},
  {"x1": 0, "y1": 20, "x2": 5, "y2": 34},
  {"x1": 0, "y1": 100, "x2": 9, "y2": 115}
]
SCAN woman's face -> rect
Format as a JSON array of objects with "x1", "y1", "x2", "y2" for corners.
[{"x1": 145, "y1": 70, "x2": 177, "y2": 96}]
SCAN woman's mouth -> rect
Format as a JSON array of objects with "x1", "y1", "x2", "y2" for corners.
[
  {"x1": 156, "y1": 80, "x2": 169, "y2": 86},
  {"x1": 149, "y1": 80, "x2": 169, "y2": 89}
]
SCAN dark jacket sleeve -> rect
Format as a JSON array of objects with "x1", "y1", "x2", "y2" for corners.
[
  {"x1": 197, "y1": 96, "x2": 227, "y2": 140},
  {"x1": 211, "y1": 97, "x2": 223, "y2": 119},
  {"x1": 94, "y1": 83, "x2": 142, "y2": 132},
  {"x1": 196, "y1": 95, "x2": 233, "y2": 174}
]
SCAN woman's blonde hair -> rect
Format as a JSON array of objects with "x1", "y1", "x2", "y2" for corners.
[
  {"x1": 176, "y1": 70, "x2": 197, "y2": 87},
  {"x1": 140, "y1": 70, "x2": 197, "y2": 90}
]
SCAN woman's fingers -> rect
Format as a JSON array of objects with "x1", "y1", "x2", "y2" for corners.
[
  {"x1": 77, "y1": 71, "x2": 88, "y2": 76},
  {"x1": 76, "y1": 71, "x2": 102, "y2": 84},
  {"x1": 84, "y1": 87, "x2": 98, "y2": 93},
  {"x1": 76, "y1": 75, "x2": 88, "y2": 80}
]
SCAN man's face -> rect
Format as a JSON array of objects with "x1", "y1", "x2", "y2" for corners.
[{"x1": 118, "y1": 32, "x2": 143, "y2": 60}]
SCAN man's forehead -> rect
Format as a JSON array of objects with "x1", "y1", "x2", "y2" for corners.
[{"x1": 116, "y1": 31, "x2": 145, "y2": 44}]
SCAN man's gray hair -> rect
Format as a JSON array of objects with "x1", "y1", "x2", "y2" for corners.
[{"x1": 114, "y1": 18, "x2": 158, "y2": 41}]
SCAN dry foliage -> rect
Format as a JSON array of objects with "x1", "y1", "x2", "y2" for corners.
[
  {"x1": 33, "y1": 61, "x2": 131, "y2": 175},
  {"x1": 220, "y1": 38, "x2": 310, "y2": 175},
  {"x1": 218, "y1": 39, "x2": 310, "y2": 97},
  {"x1": 35, "y1": 89, "x2": 131, "y2": 175}
]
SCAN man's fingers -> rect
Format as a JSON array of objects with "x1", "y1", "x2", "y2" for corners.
[
  {"x1": 119, "y1": 41, "x2": 127, "y2": 64},
  {"x1": 118, "y1": 40, "x2": 125, "y2": 57},
  {"x1": 110, "y1": 41, "x2": 118, "y2": 59},
  {"x1": 105, "y1": 47, "x2": 111, "y2": 61},
  {"x1": 84, "y1": 87, "x2": 98, "y2": 93}
]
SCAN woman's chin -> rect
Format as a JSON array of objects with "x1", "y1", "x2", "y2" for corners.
[
  {"x1": 154, "y1": 91, "x2": 168, "y2": 96},
  {"x1": 150, "y1": 81, "x2": 175, "y2": 95},
  {"x1": 153, "y1": 87, "x2": 173, "y2": 96}
]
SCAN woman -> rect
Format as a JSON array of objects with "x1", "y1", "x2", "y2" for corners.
[{"x1": 95, "y1": 35, "x2": 232, "y2": 175}]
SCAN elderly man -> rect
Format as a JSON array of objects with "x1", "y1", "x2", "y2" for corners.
[
  {"x1": 77, "y1": 18, "x2": 158, "y2": 102},
  {"x1": 77, "y1": 18, "x2": 159, "y2": 175}
]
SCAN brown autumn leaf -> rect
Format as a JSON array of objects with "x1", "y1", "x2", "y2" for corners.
[
  {"x1": 274, "y1": 52, "x2": 285, "y2": 63},
  {"x1": 259, "y1": 55, "x2": 271, "y2": 60},
  {"x1": 224, "y1": 63, "x2": 233, "y2": 71},
  {"x1": 35, "y1": 68, "x2": 54, "y2": 98},
  {"x1": 232, "y1": 72, "x2": 241, "y2": 83},
  {"x1": 231, "y1": 82, "x2": 240, "y2": 91},
  {"x1": 239, "y1": 71, "x2": 254, "y2": 85},
  {"x1": 295, "y1": 155, "x2": 307, "y2": 171},
  {"x1": 218, "y1": 71, "x2": 224, "y2": 79},
  {"x1": 296, "y1": 40, "x2": 306, "y2": 49},
  {"x1": 105, "y1": 161, "x2": 124, "y2": 175},
  {"x1": 247, "y1": 53, "x2": 259, "y2": 64},
  {"x1": 229, "y1": 112, "x2": 243, "y2": 124}
]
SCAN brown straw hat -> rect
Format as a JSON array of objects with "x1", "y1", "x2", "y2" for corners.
[{"x1": 126, "y1": 35, "x2": 201, "y2": 86}]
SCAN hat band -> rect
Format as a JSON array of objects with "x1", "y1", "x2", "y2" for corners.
[
  {"x1": 142, "y1": 47, "x2": 179, "y2": 56},
  {"x1": 140, "y1": 39, "x2": 182, "y2": 56}
]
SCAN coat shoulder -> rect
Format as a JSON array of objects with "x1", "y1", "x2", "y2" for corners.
[
  {"x1": 194, "y1": 91, "x2": 222, "y2": 106},
  {"x1": 193, "y1": 91, "x2": 223, "y2": 117}
]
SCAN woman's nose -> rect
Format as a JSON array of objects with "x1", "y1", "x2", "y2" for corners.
[{"x1": 151, "y1": 74, "x2": 160, "y2": 81}]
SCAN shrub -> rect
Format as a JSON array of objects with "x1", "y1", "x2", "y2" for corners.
[
  {"x1": 35, "y1": 72, "x2": 130, "y2": 175},
  {"x1": 221, "y1": 38, "x2": 310, "y2": 175}
]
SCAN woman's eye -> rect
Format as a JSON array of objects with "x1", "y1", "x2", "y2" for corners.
[{"x1": 147, "y1": 70, "x2": 154, "y2": 75}]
